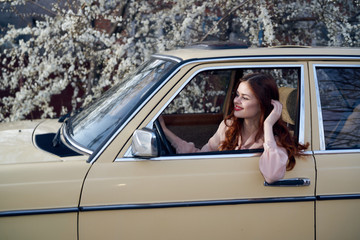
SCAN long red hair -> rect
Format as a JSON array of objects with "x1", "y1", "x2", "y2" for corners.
[{"x1": 220, "y1": 73, "x2": 308, "y2": 170}]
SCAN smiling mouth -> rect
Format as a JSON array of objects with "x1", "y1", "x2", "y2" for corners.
[{"x1": 234, "y1": 106, "x2": 243, "y2": 111}]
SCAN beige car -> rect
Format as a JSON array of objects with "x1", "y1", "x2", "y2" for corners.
[{"x1": 1, "y1": 45, "x2": 360, "y2": 240}]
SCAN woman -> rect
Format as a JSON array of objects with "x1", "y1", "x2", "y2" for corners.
[{"x1": 160, "y1": 72, "x2": 308, "y2": 183}]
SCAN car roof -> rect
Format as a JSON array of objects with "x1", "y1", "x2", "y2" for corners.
[{"x1": 156, "y1": 45, "x2": 360, "y2": 62}]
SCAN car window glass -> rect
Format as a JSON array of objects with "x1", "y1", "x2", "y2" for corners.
[
  {"x1": 164, "y1": 70, "x2": 232, "y2": 115},
  {"x1": 159, "y1": 67, "x2": 301, "y2": 155},
  {"x1": 66, "y1": 58, "x2": 177, "y2": 152},
  {"x1": 162, "y1": 70, "x2": 232, "y2": 148},
  {"x1": 316, "y1": 67, "x2": 360, "y2": 149}
]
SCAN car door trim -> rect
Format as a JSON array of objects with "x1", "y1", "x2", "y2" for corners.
[
  {"x1": 91, "y1": 59, "x2": 309, "y2": 164},
  {"x1": 0, "y1": 207, "x2": 79, "y2": 217},
  {"x1": 147, "y1": 64, "x2": 306, "y2": 144},
  {"x1": 79, "y1": 196, "x2": 316, "y2": 212},
  {"x1": 312, "y1": 63, "x2": 360, "y2": 151},
  {"x1": 3, "y1": 194, "x2": 360, "y2": 217},
  {"x1": 90, "y1": 57, "x2": 360, "y2": 164},
  {"x1": 313, "y1": 149, "x2": 360, "y2": 154},
  {"x1": 1, "y1": 196, "x2": 313, "y2": 217},
  {"x1": 316, "y1": 194, "x2": 360, "y2": 201},
  {"x1": 0, "y1": 197, "x2": 314, "y2": 217}
]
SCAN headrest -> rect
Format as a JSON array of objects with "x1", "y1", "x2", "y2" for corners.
[{"x1": 279, "y1": 87, "x2": 297, "y2": 125}]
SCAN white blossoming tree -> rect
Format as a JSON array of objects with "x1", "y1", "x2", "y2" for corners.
[{"x1": 0, "y1": 0, "x2": 359, "y2": 121}]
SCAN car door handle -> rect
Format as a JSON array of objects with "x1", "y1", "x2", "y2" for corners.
[{"x1": 264, "y1": 178, "x2": 310, "y2": 187}]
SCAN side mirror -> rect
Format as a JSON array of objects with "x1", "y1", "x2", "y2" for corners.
[{"x1": 131, "y1": 128, "x2": 159, "y2": 158}]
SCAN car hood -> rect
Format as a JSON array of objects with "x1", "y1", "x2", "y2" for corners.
[{"x1": 0, "y1": 119, "x2": 65, "y2": 164}]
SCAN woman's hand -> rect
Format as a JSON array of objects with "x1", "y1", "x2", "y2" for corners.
[
  {"x1": 264, "y1": 100, "x2": 282, "y2": 127},
  {"x1": 158, "y1": 115, "x2": 167, "y2": 130}
]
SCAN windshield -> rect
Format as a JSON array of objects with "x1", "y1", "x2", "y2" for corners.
[{"x1": 65, "y1": 57, "x2": 178, "y2": 152}]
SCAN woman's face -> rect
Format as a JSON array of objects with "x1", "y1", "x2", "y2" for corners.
[{"x1": 233, "y1": 81, "x2": 261, "y2": 121}]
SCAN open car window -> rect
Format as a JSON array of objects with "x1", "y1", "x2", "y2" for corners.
[{"x1": 158, "y1": 66, "x2": 301, "y2": 156}]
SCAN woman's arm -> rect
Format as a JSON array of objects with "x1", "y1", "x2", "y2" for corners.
[
  {"x1": 259, "y1": 100, "x2": 288, "y2": 183},
  {"x1": 259, "y1": 141, "x2": 288, "y2": 183},
  {"x1": 159, "y1": 116, "x2": 224, "y2": 154},
  {"x1": 159, "y1": 116, "x2": 199, "y2": 153}
]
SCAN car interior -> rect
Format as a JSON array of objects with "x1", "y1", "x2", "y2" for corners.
[{"x1": 155, "y1": 67, "x2": 300, "y2": 156}]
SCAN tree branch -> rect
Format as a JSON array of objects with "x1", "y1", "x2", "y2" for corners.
[
  {"x1": 26, "y1": 0, "x2": 57, "y2": 17},
  {"x1": 200, "y1": 0, "x2": 250, "y2": 42}
]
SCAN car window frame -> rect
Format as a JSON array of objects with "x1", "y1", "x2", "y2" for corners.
[
  {"x1": 312, "y1": 62, "x2": 360, "y2": 153},
  {"x1": 120, "y1": 62, "x2": 307, "y2": 161},
  {"x1": 86, "y1": 55, "x2": 182, "y2": 164}
]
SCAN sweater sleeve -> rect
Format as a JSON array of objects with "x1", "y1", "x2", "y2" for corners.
[
  {"x1": 200, "y1": 120, "x2": 227, "y2": 152},
  {"x1": 173, "y1": 139, "x2": 199, "y2": 154},
  {"x1": 259, "y1": 141, "x2": 288, "y2": 183},
  {"x1": 166, "y1": 120, "x2": 227, "y2": 154}
]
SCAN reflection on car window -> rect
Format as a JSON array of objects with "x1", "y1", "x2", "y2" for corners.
[
  {"x1": 159, "y1": 67, "x2": 301, "y2": 154},
  {"x1": 164, "y1": 70, "x2": 232, "y2": 114},
  {"x1": 66, "y1": 58, "x2": 177, "y2": 152},
  {"x1": 317, "y1": 67, "x2": 360, "y2": 149}
]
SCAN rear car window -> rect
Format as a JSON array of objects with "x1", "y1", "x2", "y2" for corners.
[{"x1": 316, "y1": 66, "x2": 360, "y2": 149}]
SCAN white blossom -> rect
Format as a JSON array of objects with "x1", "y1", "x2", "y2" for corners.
[{"x1": 0, "y1": 0, "x2": 359, "y2": 121}]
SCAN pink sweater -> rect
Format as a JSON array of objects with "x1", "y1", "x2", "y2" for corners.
[{"x1": 165, "y1": 120, "x2": 288, "y2": 183}]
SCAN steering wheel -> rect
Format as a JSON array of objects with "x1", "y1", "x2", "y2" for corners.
[{"x1": 154, "y1": 119, "x2": 175, "y2": 155}]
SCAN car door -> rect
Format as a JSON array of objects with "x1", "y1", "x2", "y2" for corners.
[
  {"x1": 309, "y1": 62, "x2": 360, "y2": 240},
  {"x1": 79, "y1": 61, "x2": 316, "y2": 240}
]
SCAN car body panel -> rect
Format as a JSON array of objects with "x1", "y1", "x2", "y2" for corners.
[
  {"x1": 0, "y1": 160, "x2": 90, "y2": 239},
  {"x1": 79, "y1": 202, "x2": 314, "y2": 240},
  {"x1": 315, "y1": 153, "x2": 360, "y2": 240},
  {"x1": 79, "y1": 155, "x2": 315, "y2": 240},
  {"x1": 0, "y1": 120, "x2": 45, "y2": 164},
  {"x1": 0, "y1": 213, "x2": 78, "y2": 240},
  {"x1": 0, "y1": 120, "x2": 90, "y2": 239},
  {"x1": 0, "y1": 161, "x2": 89, "y2": 211},
  {"x1": 316, "y1": 199, "x2": 360, "y2": 240},
  {"x1": 0, "y1": 119, "x2": 84, "y2": 164}
]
